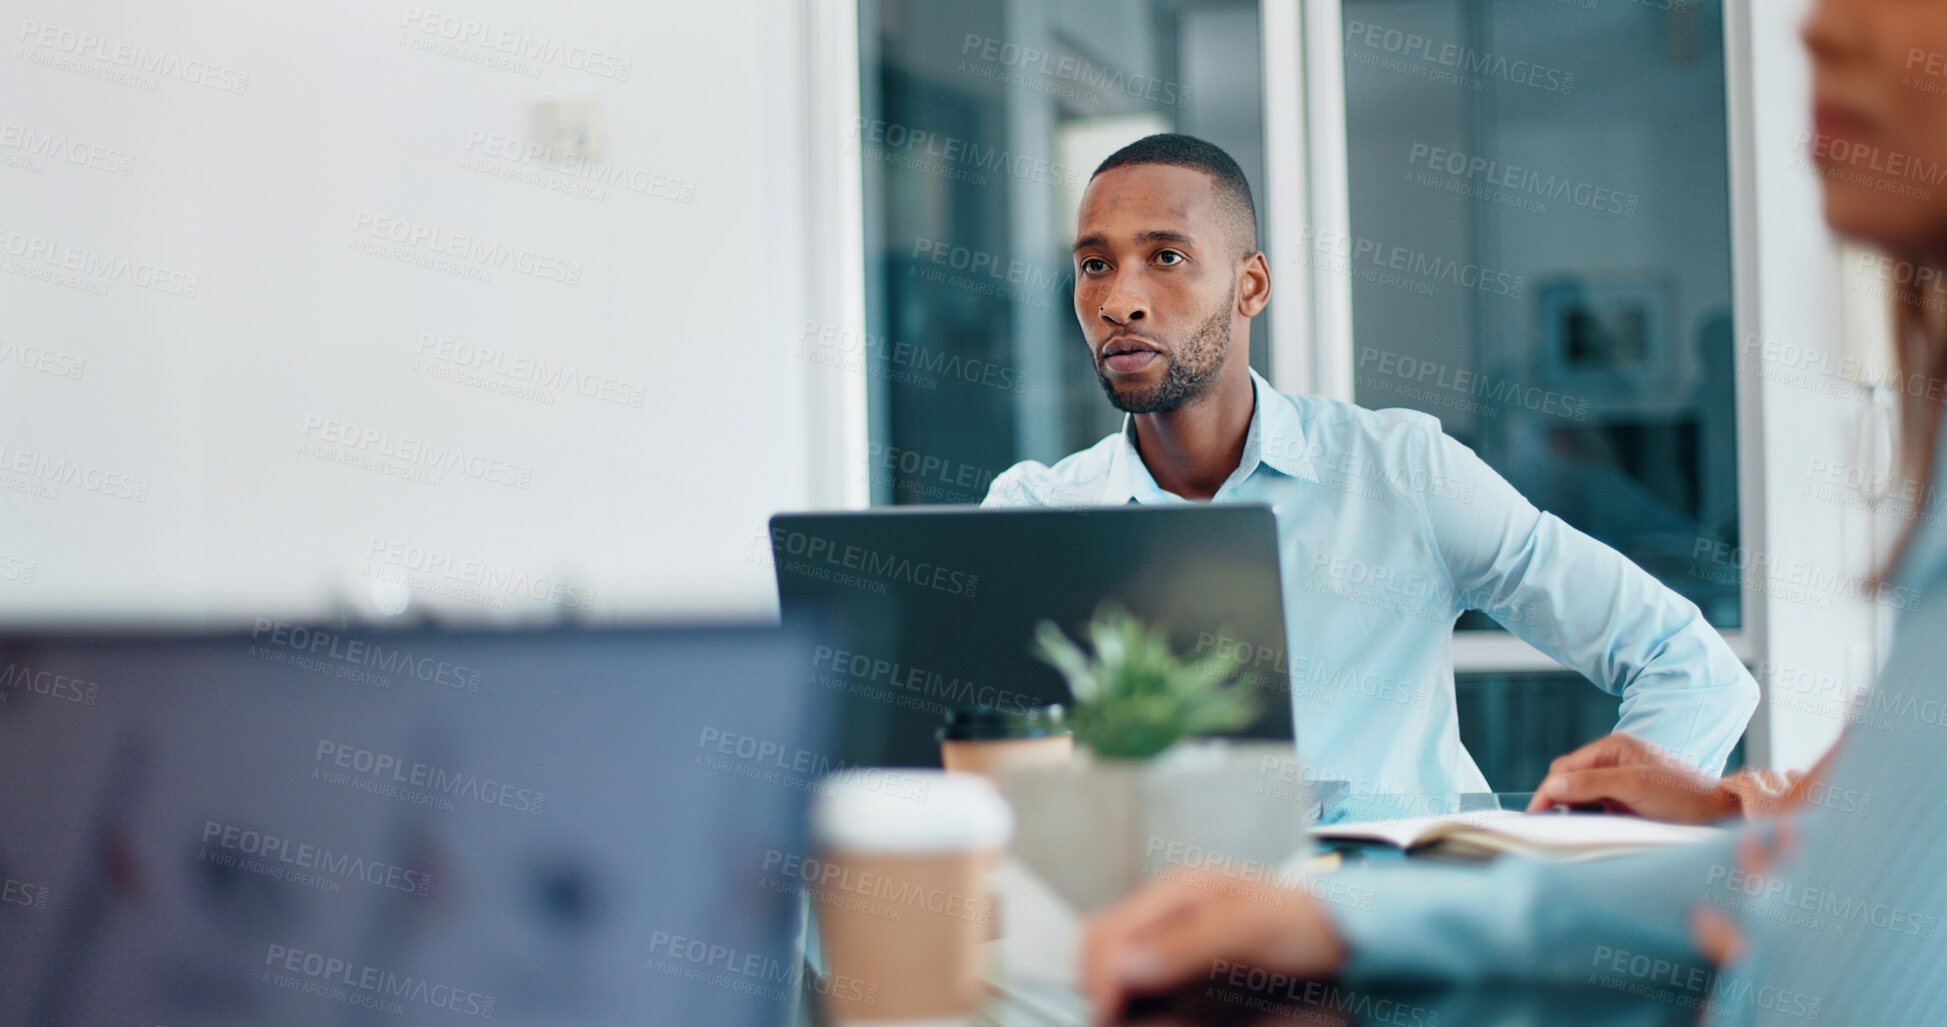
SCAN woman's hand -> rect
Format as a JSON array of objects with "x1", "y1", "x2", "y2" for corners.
[
  {"x1": 1525, "y1": 733, "x2": 1741, "y2": 823},
  {"x1": 1691, "y1": 821, "x2": 1801, "y2": 982},
  {"x1": 1079, "y1": 869, "x2": 1349, "y2": 1026},
  {"x1": 1721, "y1": 768, "x2": 1802, "y2": 819}
]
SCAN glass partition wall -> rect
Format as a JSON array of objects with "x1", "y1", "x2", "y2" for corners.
[
  {"x1": 857, "y1": 0, "x2": 1269, "y2": 505},
  {"x1": 1341, "y1": 0, "x2": 1740, "y2": 632}
]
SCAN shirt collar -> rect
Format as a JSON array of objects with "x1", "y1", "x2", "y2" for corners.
[{"x1": 1099, "y1": 369, "x2": 1316, "y2": 504}]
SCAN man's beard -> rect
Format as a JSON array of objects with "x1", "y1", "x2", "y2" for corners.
[{"x1": 1093, "y1": 298, "x2": 1233, "y2": 415}]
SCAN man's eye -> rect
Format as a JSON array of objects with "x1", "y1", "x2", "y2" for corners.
[
  {"x1": 1081, "y1": 258, "x2": 1108, "y2": 274},
  {"x1": 1155, "y1": 250, "x2": 1185, "y2": 266}
]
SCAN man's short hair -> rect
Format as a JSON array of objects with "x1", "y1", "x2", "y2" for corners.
[{"x1": 1092, "y1": 133, "x2": 1259, "y2": 256}]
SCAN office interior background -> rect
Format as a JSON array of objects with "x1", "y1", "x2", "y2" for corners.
[{"x1": 2, "y1": 0, "x2": 1900, "y2": 788}]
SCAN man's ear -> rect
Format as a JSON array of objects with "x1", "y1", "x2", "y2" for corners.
[{"x1": 1237, "y1": 250, "x2": 1270, "y2": 317}]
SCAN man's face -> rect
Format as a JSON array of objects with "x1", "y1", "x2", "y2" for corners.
[{"x1": 1072, "y1": 164, "x2": 1243, "y2": 414}]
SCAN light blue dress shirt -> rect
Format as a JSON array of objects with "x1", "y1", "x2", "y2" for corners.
[
  {"x1": 984, "y1": 369, "x2": 1758, "y2": 793},
  {"x1": 1327, "y1": 425, "x2": 1947, "y2": 1023}
]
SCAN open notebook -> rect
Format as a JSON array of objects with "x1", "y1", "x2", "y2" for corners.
[{"x1": 1309, "y1": 809, "x2": 1726, "y2": 862}]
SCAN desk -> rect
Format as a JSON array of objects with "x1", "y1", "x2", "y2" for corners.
[
  {"x1": 811, "y1": 792, "x2": 1707, "y2": 1026},
  {"x1": 975, "y1": 791, "x2": 1709, "y2": 1026}
]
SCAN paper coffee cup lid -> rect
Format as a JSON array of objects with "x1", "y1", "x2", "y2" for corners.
[{"x1": 813, "y1": 769, "x2": 1013, "y2": 853}]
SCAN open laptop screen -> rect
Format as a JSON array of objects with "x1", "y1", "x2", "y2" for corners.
[{"x1": 771, "y1": 505, "x2": 1293, "y2": 767}]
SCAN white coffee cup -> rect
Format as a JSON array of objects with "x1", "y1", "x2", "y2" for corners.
[{"x1": 810, "y1": 769, "x2": 1013, "y2": 1025}]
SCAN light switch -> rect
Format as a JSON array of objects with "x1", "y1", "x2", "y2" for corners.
[{"x1": 535, "y1": 98, "x2": 604, "y2": 162}]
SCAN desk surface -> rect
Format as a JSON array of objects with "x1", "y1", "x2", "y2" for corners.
[
  {"x1": 985, "y1": 979, "x2": 1700, "y2": 1026},
  {"x1": 811, "y1": 791, "x2": 1698, "y2": 1026}
]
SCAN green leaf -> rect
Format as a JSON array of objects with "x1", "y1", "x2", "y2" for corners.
[
  {"x1": 1030, "y1": 606, "x2": 1263, "y2": 761},
  {"x1": 1032, "y1": 620, "x2": 1099, "y2": 702}
]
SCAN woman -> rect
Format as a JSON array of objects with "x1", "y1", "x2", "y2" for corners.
[{"x1": 1082, "y1": 0, "x2": 1947, "y2": 1021}]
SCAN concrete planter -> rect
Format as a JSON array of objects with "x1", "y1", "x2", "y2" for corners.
[{"x1": 996, "y1": 740, "x2": 1315, "y2": 914}]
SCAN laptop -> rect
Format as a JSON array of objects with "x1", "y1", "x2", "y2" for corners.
[
  {"x1": 0, "y1": 622, "x2": 832, "y2": 1027},
  {"x1": 769, "y1": 505, "x2": 1294, "y2": 767}
]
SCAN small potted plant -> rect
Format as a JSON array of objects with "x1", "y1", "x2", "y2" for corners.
[
  {"x1": 1031, "y1": 605, "x2": 1260, "y2": 759},
  {"x1": 995, "y1": 606, "x2": 1314, "y2": 914}
]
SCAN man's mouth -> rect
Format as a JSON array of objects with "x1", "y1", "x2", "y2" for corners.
[{"x1": 1101, "y1": 337, "x2": 1163, "y2": 375}]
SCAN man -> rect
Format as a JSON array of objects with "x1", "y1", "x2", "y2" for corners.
[{"x1": 983, "y1": 134, "x2": 1756, "y2": 795}]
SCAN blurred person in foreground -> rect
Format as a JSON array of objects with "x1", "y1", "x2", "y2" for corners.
[{"x1": 1082, "y1": 0, "x2": 1947, "y2": 1022}]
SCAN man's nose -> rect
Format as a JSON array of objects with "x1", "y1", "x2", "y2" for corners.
[{"x1": 1100, "y1": 285, "x2": 1147, "y2": 325}]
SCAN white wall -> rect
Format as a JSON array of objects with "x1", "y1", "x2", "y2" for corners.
[
  {"x1": 1730, "y1": 0, "x2": 1888, "y2": 770},
  {"x1": 0, "y1": 0, "x2": 860, "y2": 626}
]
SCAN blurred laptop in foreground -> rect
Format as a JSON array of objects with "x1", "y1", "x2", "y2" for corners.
[{"x1": 0, "y1": 622, "x2": 832, "y2": 1026}]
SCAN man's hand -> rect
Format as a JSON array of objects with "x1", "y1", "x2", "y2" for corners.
[
  {"x1": 1525, "y1": 733, "x2": 1740, "y2": 823},
  {"x1": 1080, "y1": 869, "x2": 1348, "y2": 1026}
]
